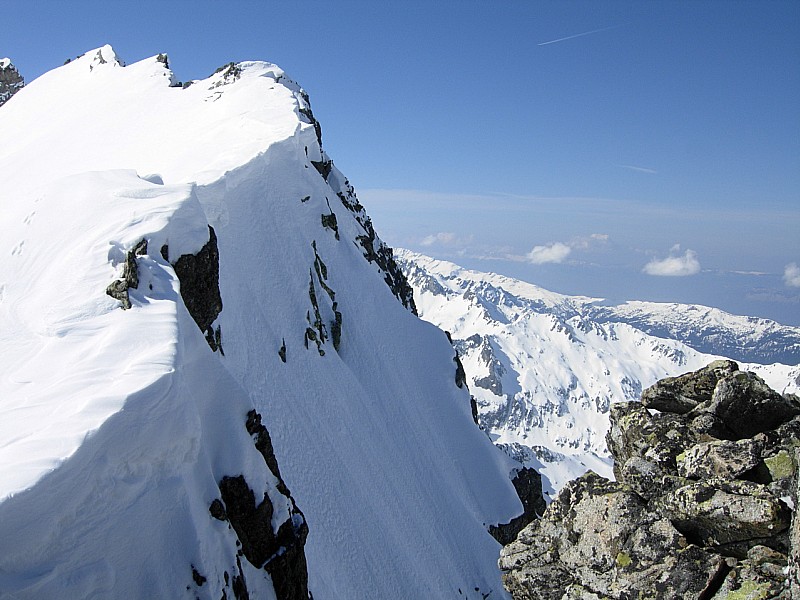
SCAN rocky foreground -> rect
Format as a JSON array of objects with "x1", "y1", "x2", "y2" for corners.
[{"x1": 500, "y1": 360, "x2": 800, "y2": 599}]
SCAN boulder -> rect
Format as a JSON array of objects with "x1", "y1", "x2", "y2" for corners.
[
  {"x1": 641, "y1": 359, "x2": 739, "y2": 414},
  {"x1": 655, "y1": 479, "x2": 791, "y2": 548},
  {"x1": 499, "y1": 472, "x2": 727, "y2": 599},
  {"x1": 501, "y1": 362, "x2": 800, "y2": 600},
  {"x1": 714, "y1": 545, "x2": 790, "y2": 600},
  {"x1": 693, "y1": 371, "x2": 800, "y2": 439},
  {"x1": 678, "y1": 438, "x2": 762, "y2": 481}
]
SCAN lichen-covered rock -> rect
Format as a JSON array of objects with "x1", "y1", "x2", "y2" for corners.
[
  {"x1": 714, "y1": 545, "x2": 790, "y2": 600},
  {"x1": 693, "y1": 371, "x2": 800, "y2": 439},
  {"x1": 655, "y1": 479, "x2": 791, "y2": 547},
  {"x1": 790, "y1": 448, "x2": 800, "y2": 600},
  {"x1": 755, "y1": 416, "x2": 800, "y2": 500},
  {"x1": 641, "y1": 359, "x2": 739, "y2": 414},
  {"x1": 678, "y1": 438, "x2": 762, "y2": 481},
  {"x1": 501, "y1": 362, "x2": 800, "y2": 600},
  {"x1": 499, "y1": 472, "x2": 726, "y2": 599},
  {"x1": 606, "y1": 401, "x2": 695, "y2": 499}
]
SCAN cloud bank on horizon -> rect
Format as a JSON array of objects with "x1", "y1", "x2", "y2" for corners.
[{"x1": 361, "y1": 187, "x2": 800, "y2": 326}]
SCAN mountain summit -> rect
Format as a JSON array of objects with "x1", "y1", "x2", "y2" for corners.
[{"x1": 0, "y1": 47, "x2": 520, "y2": 599}]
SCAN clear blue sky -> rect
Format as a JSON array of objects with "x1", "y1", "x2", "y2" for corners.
[{"x1": 4, "y1": 1, "x2": 800, "y2": 324}]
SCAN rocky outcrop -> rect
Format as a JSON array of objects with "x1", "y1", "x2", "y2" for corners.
[
  {"x1": 490, "y1": 467, "x2": 547, "y2": 546},
  {"x1": 500, "y1": 361, "x2": 799, "y2": 599},
  {"x1": 106, "y1": 238, "x2": 148, "y2": 309},
  {"x1": 790, "y1": 449, "x2": 800, "y2": 598},
  {"x1": 212, "y1": 410, "x2": 309, "y2": 600},
  {"x1": 0, "y1": 58, "x2": 24, "y2": 107},
  {"x1": 161, "y1": 226, "x2": 224, "y2": 352}
]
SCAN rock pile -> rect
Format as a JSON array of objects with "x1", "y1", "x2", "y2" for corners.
[{"x1": 500, "y1": 360, "x2": 800, "y2": 599}]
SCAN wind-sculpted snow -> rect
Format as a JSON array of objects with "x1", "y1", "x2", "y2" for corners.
[
  {"x1": 0, "y1": 47, "x2": 520, "y2": 599},
  {"x1": 398, "y1": 251, "x2": 800, "y2": 495}
]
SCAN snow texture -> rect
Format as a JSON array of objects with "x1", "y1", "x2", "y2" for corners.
[
  {"x1": 0, "y1": 46, "x2": 520, "y2": 599},
  {"x1": 399, "y1": 251, "x2": 800, "y2": 495}
]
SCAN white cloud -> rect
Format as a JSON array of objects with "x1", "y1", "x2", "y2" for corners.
[
  {"x1": 420, "y1": 232, "x2": 453, "y2": 246},
  {"x1": 527, "y1": 242, "x2": 572, "y2": 264},
  {"x1": 524, "y1": 235, "x2": 609, "y2": 264},
  {"x1": 419, "y1": 232, "x2": 472, "y2": 247},
  {"x1": 784, "y1": 263, "x2": 800, "y2": 287},
  {"x1": 571, "y1": 233, "x2": 610, "y2": 250},
  {"x1": 643, "y1": 247, "x2": 700, "y2": 276}
]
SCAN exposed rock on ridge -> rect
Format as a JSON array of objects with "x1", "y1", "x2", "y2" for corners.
[
  {"x1": 213, "y1": 410, "x2": 309, "y2": 600},
  {"x1": 0, "y1": 58, "x2": 24, "y2": 107},
  {"x1": 162, "y1": 226, "x2": 224, "y2": 352},
  {"x1": 500, "y1": 361, "x2": 800, "y2": 599}
]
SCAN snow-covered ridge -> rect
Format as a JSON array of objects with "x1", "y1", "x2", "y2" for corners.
[
  {"x1": 0, "y1": 47, "x2": 519, "y2": 599},
  {"x1": 0, "y1": 58, "x2": 10, "y2": 68},
  {"x1": 398, "y1": 250, "x2": 800, "y2": 494}
]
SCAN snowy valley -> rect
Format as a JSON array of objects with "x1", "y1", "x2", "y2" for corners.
[{"x1": 398, "y1": 251, "x2": 800, "y2": 494}]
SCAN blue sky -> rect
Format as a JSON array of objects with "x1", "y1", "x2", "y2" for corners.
[{"x1": 3, "y1": 1, "x2": 799, "y2": 324}]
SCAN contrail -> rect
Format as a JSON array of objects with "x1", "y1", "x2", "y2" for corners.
[
  {"x1": 619, "y1": 164, "x2": 657, "y2": 174},
  {"x1": 538, "y1": 25, "x2": 622, "y2": 46}
]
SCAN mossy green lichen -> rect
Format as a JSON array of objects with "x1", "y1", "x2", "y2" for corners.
[
  {"x1": 615, "y1": 552, "x2": 632, "y2": 567},
  {"x1": 764, "y1": 450, "x2": 794, "y2": 480},
  {"x1": 718, "y1": 579, "x2": 771, "y2": 600}
]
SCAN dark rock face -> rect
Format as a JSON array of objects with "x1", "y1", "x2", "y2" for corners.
[
  {"x1": 213, "y1": 410, "x2": 309, "y2": 600},
  {"x1": 331, "y1": 179, "x2": 417, "y2": 315},
  {"x1": 444, "y1": 331, "x2": 479, "y2": 424},
  {"x1": 500, "y1": 362, "x2": 798, "y2": 599},
  {"x1": 0, "y1": 59, "x2": 24, "y2": 107},
  {"x1": 162, "y1": 226, "x2": 224, "y2": 352},
  {"x1": 490, "y1": 467, "x2": 547, "y2": 546}
]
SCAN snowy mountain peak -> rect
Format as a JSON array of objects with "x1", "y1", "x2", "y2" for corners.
[{"x1": 0, "y1": 50, "x2": 518, "y2": 598}]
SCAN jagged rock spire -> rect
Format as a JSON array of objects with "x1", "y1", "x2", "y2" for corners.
[{"x1": 0, "y1": 58, "x2": 24, "y2": 107}]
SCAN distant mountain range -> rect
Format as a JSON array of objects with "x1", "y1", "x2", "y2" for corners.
[{"x1": 398, "y1": 250, "x2": 800, "y2": 495}]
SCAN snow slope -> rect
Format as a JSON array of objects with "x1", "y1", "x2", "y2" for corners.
[
  {"x1": 398, "y1": 251, "x2": 800, "y2": 495},
  {"x1": 0, "y1": 47, "x2": 520, "y2": 599}
]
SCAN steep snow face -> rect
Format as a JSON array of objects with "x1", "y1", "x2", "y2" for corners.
[
  {"x1": 398, "y1": 251, "x2": 800, "y2": 495},
  {"x1": 0, "y1": 47, "x2": 519, "y2": 599}
]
